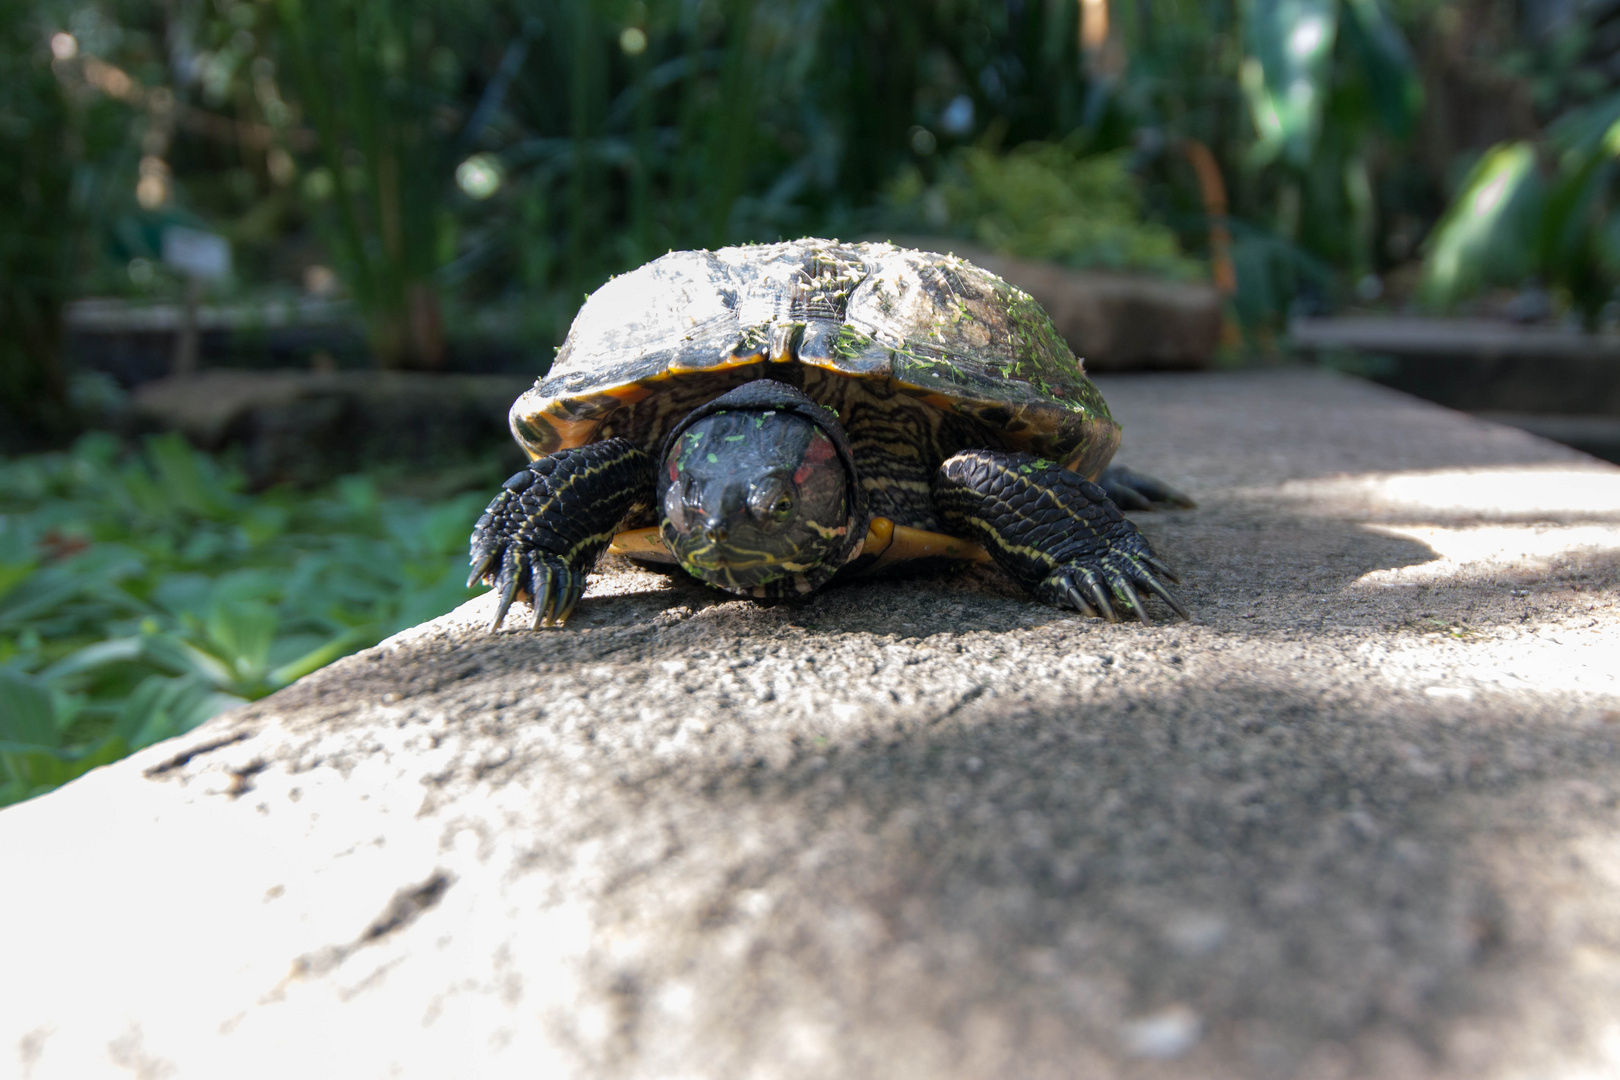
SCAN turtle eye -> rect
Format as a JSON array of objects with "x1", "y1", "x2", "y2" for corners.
[
  {"x1": 748, "y1": 477, "x2": 793, "y2": 523},
  {"x1": 663, "y1": 480, "x2": 689, "y2": 530}
]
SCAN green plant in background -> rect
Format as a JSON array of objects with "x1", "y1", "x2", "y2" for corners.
[
  {"x1": 0, "y1": 433, "x2": 486, "y2": 806},
  {"x1": 18, "y1": 0, "x2": 1414, "y2": 360},
  {"x1": 885, "y1": 142, "x2": 1205, "y2": 279},
  {"x1": 436, "y1": 0, "x2": 1106, "y2": 346},
  {"x1": 1108, "y1": 0, "x2": 1421, "y2": 326},
  {"x1": 1241, "y1": 0, "x2": 1422, "y2": 267},
  {"x1": 1422, "y1": 90, "x2": 1620, "y2": 324},
  {"x1": 1420, "y1": 142, "x2": 1543, "y2": 308},
  {"x1": 0, "y1": 3, "x2": 139, "y2": 448},
  {"x1": 271, "y1": 0, "x2": 464, "y2": 369}
]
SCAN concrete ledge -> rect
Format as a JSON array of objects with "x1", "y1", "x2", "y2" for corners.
[
  {"x1": 130, "y1": 369, "x2": 532, "y2": 485},
  {"x1": 1289, "y1": 315, "x2": 1620, "y2": 416},
  {"x1": 1474, "y1": 412, "x2": 1620, "y2": 464},
  {"x1": 4, "y1": 369, "x2": 1619, "y2": 1079}
]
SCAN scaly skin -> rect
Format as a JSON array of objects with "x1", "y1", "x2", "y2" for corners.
[
  {"x1": 468, "y1": 438, "x2": 655, "y2": 629},
  {"x1": 933, "y1": 449, "x2": 1187, "y2": 624}
]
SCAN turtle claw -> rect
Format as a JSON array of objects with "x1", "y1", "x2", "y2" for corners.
[
  {"x1": 1142, "y1": 553, "x2": 1180, "y2": 585},
  {"x1": 526, "y1": 563, "x2": 584, "y2": 628},
  {"x1": 1081, "y1": 569, "x2": 1118, "y2": 623},
  {"x1": 1099, "y1": 464, "x2": 1196, "y2": 510},
  {"x1": 1137, "y1": 567, "x2": 1190, "y2": 620},
  {"x1": 467, "y1": 551, "x2": 496, "y2": 591},
  {"x1": 1059, "y1": 581, "x2": 1100, "y2": 618},
  {"x1": 1119, "y1": 579, "x2": 1151, "y2": 625},
  {"x1": 1038, "y1": 552, "x2": 1189, "y2": 625},
  {"x1": 490, "y1": 562, "x2": 522, "y2": 631},
  {"x1": 477, "y1": 549, "x2": 588, "y2": 631},
  {"x1": 471, "y1": 483, "x2": 595, "y2": 632}
]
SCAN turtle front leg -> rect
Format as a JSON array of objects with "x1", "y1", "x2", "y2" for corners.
[
  {"x1": 469, "y1": 438, "x2": 654, "y2": 629},
  {"x1": 933, "y1": 450, "x2": 1188, "y2": 624}
]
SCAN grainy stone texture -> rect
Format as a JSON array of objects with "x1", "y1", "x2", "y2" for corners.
[{"x1": 6, "y1": 368, "x2": 1620, "y2": 1080}]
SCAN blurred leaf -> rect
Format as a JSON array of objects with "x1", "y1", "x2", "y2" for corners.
[
  {"x1": 268, "y1": 626, "x2": 373, "y2": 688},
  {"x1": 0, "y1": 730, "x2": 129, "y2": 807},
  {"x1": 1240, "y1": 0, "x2": 1338, "y2": 168},
  {"x1": 143, "y1": 433, "x2": 239, "y2": 520},
  {"x1": 1338, "y1": 0, "x2": 1421, "y2": 139},
  {"x1": 38, "y1": 637, "x2": 146, "y2": 682},
  {"x1": 1549, "y1": 90, "x2": 1620, "y2": 158},
  {"x1": 114, "y1": 674, "x2": 242, "y2": 750},
  {"x1": 205, "y1": 598, "x2": 279, "y2": 687},
  {"x1": 1596, "y1": 210, "x2": 1620, "y2": 282},
  {"x1": 0, "y1": 667, "x2": 56, "y2": 746},
  {"x1": 0, "y1": 558, "x2": 38, "y2": 609},
  {"x1": 0, "y1": 566, "x2": 90, "y2": 629},
  {"x1": 1421, "y1": 143, "x2": 1545, "y2": 307}
]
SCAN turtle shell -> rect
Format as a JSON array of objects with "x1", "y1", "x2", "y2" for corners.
[{"x1": 509, "y1": 238, "x2": 1120, "y2": 480}]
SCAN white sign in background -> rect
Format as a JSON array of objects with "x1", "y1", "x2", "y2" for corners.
[{"x1": 161, "y1": 226, "x2": 232, "y2": 281}]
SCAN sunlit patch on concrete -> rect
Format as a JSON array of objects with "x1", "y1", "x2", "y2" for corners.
[
  {"x1": 1272, "y1": 465, "x2": 1620, "y2": 522},
  {"x1": 1355, "y1": 523, "x2": 1620, "y2": 586},
  {"x1": 1347, "y1": 623, "x2": 1620, "y2": 705}
]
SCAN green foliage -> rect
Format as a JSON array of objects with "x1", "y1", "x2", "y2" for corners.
[
  {"x1": 1422, "y1": 90, "x2": 1620, "y2": 323},
  {"x1": 0, "y1": 3, "x2": 137, "y2": 447},
  {"x1": 306, "y1": 0, "x2": 1103, "y2": 349},
  {"x1": 885, "y1": 144, "x2": 1204, "y2": 279},
  {"x1": 1238, "y1": 0, "x2": 1420, "y2": 169},
  {"x1": 52, "y1": 0, "x2": 1109, "y2": 361},
  {"x1": 7, "y1": 0, "x2": 1432, "y2": 365},
  {"x1": 1114, "y1": 0, "x2": 1420, "y2": 323},
  {"x1": 272, "y1": 0, "x2": 462, "y2": 368},
  {"x1": 1421, "y1": 143, "x2": 1543, "y2": 306},
  {"x1": 0, "y1": 433, "x2": 485, "y2": 806}
]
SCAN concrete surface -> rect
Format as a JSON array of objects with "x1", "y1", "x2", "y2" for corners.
[{"x1": 5, "y1": 368, "x2": 1620, "y2": 1080}]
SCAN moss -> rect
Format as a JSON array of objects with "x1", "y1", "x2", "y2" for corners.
[
  {"x1": 882, "y1": 144, "x2": 1204, "y2": 280},
  {"x1": 831, "y1": 324, "x2": 876, "y2": 362}
]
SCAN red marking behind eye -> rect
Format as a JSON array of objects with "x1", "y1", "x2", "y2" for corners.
[
  {"x1": 793, "y1": 430, "x2": 837, "y2": 485},
  {"x1": 668, "y1": 460, "x2": 679, "y2": 482}
]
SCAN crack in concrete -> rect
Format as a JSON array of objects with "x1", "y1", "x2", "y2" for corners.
[
  {"x1": 143, "y1": 731, "x2": 252, "y2": 778},
  {"x1": 283, "y1": 871, "x2": 454, "y2": 987}
]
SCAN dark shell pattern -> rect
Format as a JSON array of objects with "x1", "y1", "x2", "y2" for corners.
[{"x1": 509, "y1": 239, "x2": 1121, "y2": 481}]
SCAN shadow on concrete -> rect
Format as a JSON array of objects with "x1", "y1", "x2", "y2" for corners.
[{"x1": 611, "y1": 669, "x2": 1620, "y2": 1079}]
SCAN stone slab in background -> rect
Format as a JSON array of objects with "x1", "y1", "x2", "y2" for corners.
[
  {"x1": 883, "y1": 235, "x2": 1223, "y2": 371},
  {"x1": 1290, "y1": 314, "x2": 1620, "y2": 415},
  {"x1": 130, "y1": 369, "x2": 532, "y2": 486},
  {"x1": 1290, "y1": 315, "x2": 1620, "y2": 464},
  {"x1": 5, "y1": 369, "x2": 1620, "y2": 1079}
]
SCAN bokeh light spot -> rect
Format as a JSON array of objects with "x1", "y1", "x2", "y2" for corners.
[{"x1": 456, "y1": 154, "x2": 503, "y2": 200}]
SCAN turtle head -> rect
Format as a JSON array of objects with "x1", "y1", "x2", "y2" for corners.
[{"x1": 658, "y1": 380, "x2": 866, "y2": 596}]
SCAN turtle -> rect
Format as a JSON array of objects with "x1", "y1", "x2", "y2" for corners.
[{"x1": 468, "y1": 238, "x2": 1192, "y2": 630}]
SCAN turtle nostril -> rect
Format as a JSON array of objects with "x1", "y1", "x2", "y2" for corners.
[{"x1": 703, "y1": 520, "x2": 728, "y2": 544}]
